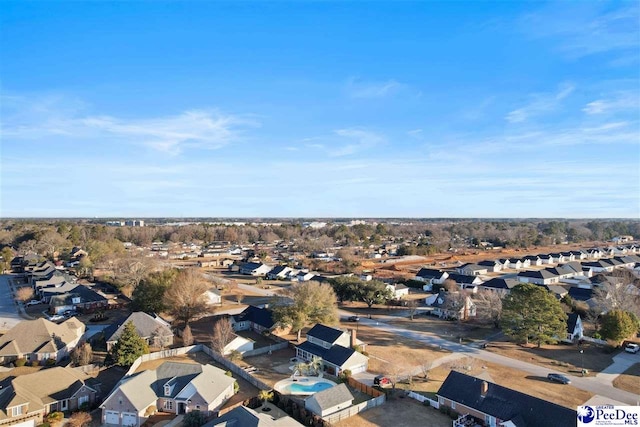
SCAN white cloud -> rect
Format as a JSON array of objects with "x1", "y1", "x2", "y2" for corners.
[
  {"x1": 506, "y1": 83, "x2": 575, "y2": 123},
  {"x1": 1, "y1": 94, "x2": 257, "y2": 154},
  {"x1": 583, "y1": 92, "x2": 638, "y2": 115},
  {"x1": 331, "y1": 128, "x2": 385, "y2": 156},
  {"x1": 346, "y1": 77, "x2": 406, "y2": 99}
]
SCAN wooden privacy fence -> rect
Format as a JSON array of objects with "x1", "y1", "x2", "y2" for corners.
[{"x1": 347, "y1": 377, "x2": 385, "y2": 398}]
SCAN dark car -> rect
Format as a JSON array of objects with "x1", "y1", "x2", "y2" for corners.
[
  {"x1": 547, "y1": 373, "x2": 571, "y2": 384},
  {"x1": 373, "y1": 375, "x2": 391, "y2": 386},
  {"x1": 348, "y1": 316, "x2": 360, "y2": 322}
]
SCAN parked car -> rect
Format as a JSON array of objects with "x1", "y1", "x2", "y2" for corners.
[
  {"x1": 547, "y1": 373, "x2": 571, "y2": 384},
  {"x1": 48, "y1": 314, "x2": 65, "y2": 322},
  {"x1": 348, "y1": 316, "x2": 360, "y2": 322},
  {"x1": 624, "y1": 343, "x2": 640, "y2": 354},
  {"x1": 25, "y1": 300, "x2": 42, "y2": 306},
  {"x1": 62, "y1": 309, "x2": 77, "y2": 317},
  {"x1": 373, "y1": 375, "x2": 391, "y2": 386}
]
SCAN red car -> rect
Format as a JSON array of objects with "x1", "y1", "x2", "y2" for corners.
[{"x1": 374, "y1": 375, "x2": 391, "y2": 386}]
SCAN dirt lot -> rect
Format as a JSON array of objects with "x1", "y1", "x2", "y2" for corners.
[
  {"x1": 485, "y1": 340, "x2": 614, "y2": 375},
  {"x1": 612, "y1": 363, "x2": 640, "y2": 394},
  {"x1": 336, "y1": 398, "x2": 451, "y2": 427},
  {"x1": 134, "y1": 352, "x2": 259, "y2": 409},
  {"x1": 393, "y1": 356, "x2": 591, "y2": 410},
  {"x1": 242, "y1": 348, "x2": 297, "y2": 387},
  {"x1": 340, "y1": 321, "x2": 450, "y2": 375}
]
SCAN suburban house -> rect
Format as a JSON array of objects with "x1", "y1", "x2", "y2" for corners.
[
  {"x1": 437, "y1": 371, "x2": 576, "y2": 427},
  {"x1": 446, "y1": 274, "x2": 483, "y2": 288},
  {"x1": 0, "y1": 367, "x2": 97, "y2": 427},
  {"x1": 455, "y1": 264, "x2": 488, "y2": 276},
  {"x1": 304, "y1": 383, "x2": 354, "y2": 418},
  {"x1": 564, "y1": 313, "x2": 584, "y2": 343},
  {"x1": 539, "y1": 254, "x2": 554, "y2": 265},
  {"x1": 231, "y1": 305, "x2": 275, "y2": 334},
  {"x1": 477, "y1": 260, "x2": 502, "y2": 273},
  {"x1": 206, "y1": 405, "x2": 303, "y2": 426},
  {"x1": 295, "y1": 324, "x2": 368, "y2": 375},
  {"x1": 46, "y1": 285, "x2": 109, "y2": 314},
  {"x1": 517, "y1": 269, "x2": 560, "y2": 285},
  {"x1": 426, "y1": 291, "x2": 476, "y2": 320},
  {"x1": 507, "y1": 259, "x2": 523, "y2": 270},
  {"x1": 103, "y1": 312, "x2": 174, "y2": 351},
  {"x1": 266, "y1": 265, "x2": 294, "y2": 280},
  {"x1": 523, "y1": 255, "x2": 542, "y2": 266},
  {"x1": 415, "y1": 269, "x2": 449, "y2": 288},
  {"x1": 237, "y1": 262, "x2": 271, "y2": 276},
  {"x1": 204, "y1": 288, "x2": 222, "y2": 305},
  {"x1": 294, "y1": 271, "x2": 316, "y2": 282},
  {"x1": 101, "y1": 362, "x2": 236, "y2": 427},
  {"x1": 477, "y1": 278, "x2": 520, "y2": 295},
  {"x1": 386, "y1": 283, "x2": 409, "y2": 299},
  {"x1": 0, "y1": 318, "x2": 84, "y2": 364}
]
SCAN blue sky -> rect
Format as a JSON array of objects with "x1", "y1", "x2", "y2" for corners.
[{"x1": 1, "y1": 1, "x2": 638, "y2": 218}]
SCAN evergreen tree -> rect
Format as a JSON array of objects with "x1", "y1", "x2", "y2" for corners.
[
  {"x1": 600, "y1": 310, "x2": 638, "y2": 345},
  {"x1": 112, "y1": 321, "x2": 149, "y2": 366}
]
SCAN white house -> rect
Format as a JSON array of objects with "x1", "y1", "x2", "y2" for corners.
[
  {"x1": 564, "y1": 313, "x2": 584, "y2": 343},
  {"x1": 304, "y1": 383, "x2": 354, "y2": 417},
  {"x1": 204, "y1": 288, "x2": 222, "y2": 305},
  {"x1": 386, "y1": 283, "x2": 410, "y2": 299}
]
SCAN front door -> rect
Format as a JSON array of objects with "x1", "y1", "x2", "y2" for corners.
[{"x1": 178, "y1": 403, "x2": 185, "y2": 415}]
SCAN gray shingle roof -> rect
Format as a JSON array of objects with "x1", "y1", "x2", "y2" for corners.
[
  {"x1": 306, "y1": 383, "x2": 353, "y2": 411},
  {"x1": 104, "y1": 312, "x2": 173, "y2": 343}
]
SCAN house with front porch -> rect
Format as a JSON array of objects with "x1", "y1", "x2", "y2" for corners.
[
  {"x1": 437, "y1": 371, "x2": 576, "y2": 427},
  {"x1": 0, "y1": 367, "x2": 97, "y2": 427},
  {"x1": 101, "y1": 362, "x2": 235, "y2": 427},
  {"x1": 295, "y1": 324, "x2": 368, "y2": 376}
]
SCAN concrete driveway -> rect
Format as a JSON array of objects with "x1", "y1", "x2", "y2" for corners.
[{"x1": 0, "y1": 275, "x2": 25, "y2": 332}]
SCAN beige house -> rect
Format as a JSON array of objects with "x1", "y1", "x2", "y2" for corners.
[
  {"x1": 101, "y1": 362, "x2": 235, "y2": 427},
  {"x1": 0, "y1": 318, "x2": 85, "y2": 364},
  {"x1": 0, "y1": 367, "x2": 97, "y2": 427},
  {"x1": 104, "y1": 312, "x2": 173, "y2": 351}
]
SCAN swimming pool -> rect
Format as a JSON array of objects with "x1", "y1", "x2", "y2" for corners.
[{"x1": 274, "y1": 377, "x2": 337, "y2": 395}]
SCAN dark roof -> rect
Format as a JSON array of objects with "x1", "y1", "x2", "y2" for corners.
[
  {"x1": 480, "y1": 278, "x2": 519, "y2": 290},
  {"x1": 437, "y1": 371, "x2": 576, "y2": 426},
  {"x1": 296, "y1": 341, "x2": 355, "y2": 367},
  {"x1": 523, "y1": 255, "x2": 541, "y2": 261},
  {"x1": 567, "y1": 313, "x2": 580, "y2": 333},
  {"x1": 240, "y1": 262, "x2": 264, "y2": 270},
  {"x1": 508, "y1": 258, "x2": 522, "y2": 264},
  {"x1": 104, "y1": 312, "x2": 172, "y2": 343},
  {"x1": 306, "y1": 324, "x2": 344, "y2": 344},
  {"x1": 568, "y1": 287, "x2": 593, "y2": 302},
  {"x1": 268, "y1": 265, "x2": 288, "y2": 275},
  {"x1": 49, "y1": 285, "x2": 107, "y2": 307},
  {"x1": 446, "y1": 273, "x2": 478, "y2": 284},
  {"x1": 232, "y1": 305, "x2": 275, "y2": 329},
  {"x1": 311, "y1": 275, "x2": 327, "y2": 283},
  {"x1": 416, "y1": 268, "x2": 446, "y2": 279},
  {"x1": 517, "y1": 270, "x2": 557, "y2": 279},
  {"x1": 478, "y1": 260, "x2": 500, "y2": 267}
]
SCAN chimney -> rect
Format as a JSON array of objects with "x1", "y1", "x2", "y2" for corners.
[
  {"x1": 480, "y1": 381, "x2": 488, "y2": 397},
  {"x1": 350, "y1": 329, "x2": 357, "y2": 348}
]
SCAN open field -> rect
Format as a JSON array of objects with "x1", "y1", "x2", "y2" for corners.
[
  {"x1": 335, "y1": 398, "x2": 451, "y2": 427},
  {"x1": 485, "y1": 340, "x2": 614, "y2": 375},
  {"x1": 387, "y1": 316, "x2": 498, "y2": 342},
  {"x1": 394, "y1": 356, "x2": 592, "y2": 410},
  {"x1": 612, "y1": 363, "x2": 640, "y2": 394}
]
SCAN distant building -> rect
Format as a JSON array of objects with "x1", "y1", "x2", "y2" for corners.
[{"x1": 124, "y1": 220, "x2": 145, "y2": 227}]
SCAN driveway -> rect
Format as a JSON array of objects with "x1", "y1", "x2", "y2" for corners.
[{"x1": 0, "y1": 275, "x2": 25, "y2": 332}]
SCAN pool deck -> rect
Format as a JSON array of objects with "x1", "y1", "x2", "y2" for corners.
[{"x1": 274, "y1": 376, "x2": 337, "y2": 395}]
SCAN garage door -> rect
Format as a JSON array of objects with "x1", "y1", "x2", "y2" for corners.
[
  {"x1": 349, "y1": 364, "x2": 367, "y2": 374},
  {"x1": 105, "y1": 411, "x2": 119, "y2": 425},
  {"x1": 122, "y1": 412, "x2": 137, "y2": 427},
  {"x1": 11, "y1": 419, "x2": 35, "y2": 427}
]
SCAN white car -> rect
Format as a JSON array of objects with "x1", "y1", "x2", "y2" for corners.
[
  {"x1": 624, "y1": 343, "x2": 639, "y2": 354},
  {"x1": 25, "y1": 300, "x2": 41, "y2": 306}
]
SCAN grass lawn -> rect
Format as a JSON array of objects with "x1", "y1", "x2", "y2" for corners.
[
  {"x1": 387, "y1": 316, "x2": 498, "y2": 342},
  {"x1": 335, "y1": 398, "x2": 451, "y2": 427},
  {"x1": 612, "y1": 363, "x2": 640, "y2": 394},
  {"x1": 485, "y1": 340, "x2": 614, "y2": 375},
  {"x1": 392, "y1": 356, "x2": 592, "y2": 410}
]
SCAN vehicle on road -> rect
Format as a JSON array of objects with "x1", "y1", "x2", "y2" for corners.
[
  {"x1": 547, "y1": 373, "x2": 571, "y2": 384},
  {"x1": 624, "y1": 343, "x2": 640, "y2": 354},
  {"x1": 348, "y1": 316, "x2": 360, "y2": 322},
  {"x1": 374, "y1": 375, "x2": 391, "y2": 386},
  {"x1": 25, "y1": 300, "x2": 42, "y2": 306}
]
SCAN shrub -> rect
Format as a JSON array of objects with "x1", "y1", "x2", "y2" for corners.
[
  {"x1": 79, "y1": 402, "x2": 91, "y2": 412},
  {"x1": 144, "y1": 405, "x2": 157, "y2": 416},
  {"x1": 67, "y1": 411, "x2": 92, "y2": 427},
  {"x1": 183, "y1": 411, "x2": 205, "y2": 427},
  {"x1": 449, "y1": 410, "x2": 459, "y2": 420},
  {"x1": 46, "y1": 358, "x2": 56, "y2": 367},
  {"x1": 233, "y1": 380, "x2": 239, "y2": 393},
  {"x1": 15, "y1": 358, "x2": 26, "y2": 367},
  {"x1": 46, "y1": 412, "x2": 64, "y2": 426}
]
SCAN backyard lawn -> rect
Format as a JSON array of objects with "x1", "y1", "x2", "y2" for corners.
[{"x1": 335, "y1": 398, "x2": 451, "y2": 427}]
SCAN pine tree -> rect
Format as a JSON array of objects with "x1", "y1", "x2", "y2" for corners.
[{"x1": 112, "y1": 321, "x2": 149, "y2": 366}]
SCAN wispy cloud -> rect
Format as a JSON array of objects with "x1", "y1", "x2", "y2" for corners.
[
  {"x1": 345, "y1": 77, "x2": 406, "y2": 99},
  {"x1": 506, "y1": 83, "x2": 574, "y2": 123},
  {"x1": 331, "y1": 128, "x2": 385, "y2": 156},
  {"x1": 522, "y1": 3, "x2": 640, "y2": 62},
  {"x1": 583, "y1": 91, "x2": 639, "y2": 115},
  {"x1": 1, "y1": 94, "x2": 257, "y2": 154}
]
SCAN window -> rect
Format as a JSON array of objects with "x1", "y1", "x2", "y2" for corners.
[
  {"x1": 79, "y1": 396, "x2": 89, "y2": 406},
  {"x1": 195, "y1": 405, "x2": 200, "y2": 410},
  {"x1": 164, "y1": 385, "x2": 171, "y2": 396},
  {"x1": 61, "y1": 400, "x2": 68, "y2": 411},
  {"x1": 164, "y1": 401, "x2": 174, "y2": 411},
  {"x1": 451, "y1": 402, "x2": 456, "y2": 410},
  {"x1": 11, "y1": 406, "x2": 24, "y2": 417},
  {"x1": 485, "y1": 415, "x2": 496, "y2": 427}
]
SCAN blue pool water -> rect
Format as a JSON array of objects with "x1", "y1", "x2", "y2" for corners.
[{"x1": 285, "y1": 381, "x2": 334, "y2": 394}]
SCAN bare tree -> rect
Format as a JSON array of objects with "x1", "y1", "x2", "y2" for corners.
[
  {"x1": 592, "y1": 282, "x2": 640, "y2": 318},
  {"x1": 418, "y1": 360, "x2": 432, "y2": 381},
  {"x1": 164, "y1": 269, "x2": 210, "y2": 326},
  {"x1": 182, "y1": 324, "x2": 194, "y2": 346},
  {"x1": 235, "y1": 293, "x2": 244, "y2": 305},
  {"x1": 407, "y1": 299, "x2": 419, "y2": 320},
  {"x1": 474, "y1": 290, "x2": 503, "y2": 327},
  {"x1": 211, "y1": 317, "x2": 234, "y2": 354},
  {"x1": 15, "y1": 287, "x2": 34, "y2": 302},
  {"x1": 442, "y1": 279, "x2": 459, "y2": 292},
  {"x1": 67, "y1": 411, "x2": 92, "y2": 427},
  {"x1": 71, "y1": 342, "x2": 93, "y2": 366}
]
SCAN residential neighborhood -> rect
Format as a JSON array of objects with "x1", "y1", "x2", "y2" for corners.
[{"x1": 0, "y1": 219, "x2": 638, "y2": 427}]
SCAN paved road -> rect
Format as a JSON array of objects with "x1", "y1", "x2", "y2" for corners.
[{"x1": 0, "y1": 275, "x2": 26, "y2": 332}]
